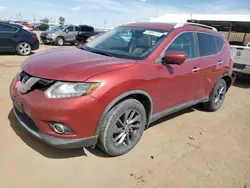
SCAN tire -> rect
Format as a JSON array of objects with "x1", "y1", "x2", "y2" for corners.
[
  {"x1": 98, "y1": 99, "x2": 147, "y2": 156},
  {"x1": 70, "y1": 41, "x2": 76, "y2": 46},
  {"x1": 16, "y1": 42, "x2": 32, "y2": 56},
  {"x1": 55, "y1": 37, "x2": 64, "y2": 46},
  {"x1": 202, "y1": 79, "x2": 227, "y2": 112}
]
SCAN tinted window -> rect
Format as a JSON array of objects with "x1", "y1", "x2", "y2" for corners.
[
  {"x1": 165, "y1": 32, "x2": 195, "y2": 59},
  {"x1": 67, "y1": 26, "x2": 74, "y2": 32},
  {"x1": 75, "y1": 27, "x2": 80, "y2": 32},
  {"x1": 197, "y1": 33, "x2": 217, "y2": 57},
  {"x1": 0, "y1": 24, "x2": 18, "y2": 32},
  {"x1": 215, "y1": 36, "x2": 224, "y2": 52}
]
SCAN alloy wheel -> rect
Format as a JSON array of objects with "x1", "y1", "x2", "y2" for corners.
[
  {"x1": 112, "y1": 109, "x2": 142, "y2": 147},
  {"x1": 18, "y1": 42, "x2": 31, "y2": 55},
  {"x1": 214, "y1": 85, "x2": 226, "y2": 107},
  {"x1": 57, "y1": 38, "x2": 64, "y2": 46}
]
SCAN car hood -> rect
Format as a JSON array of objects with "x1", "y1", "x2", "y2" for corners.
[{"x1": 21, "y1": 48, "x2": 136, "y2": 81}]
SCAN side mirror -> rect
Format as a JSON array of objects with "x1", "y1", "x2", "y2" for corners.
[
  {"x1": 162, "y1": 51, "x2": 187, "y2": 65},
  {"x1": 65, "y1": 29, "x2": 69, "y2": 33}
]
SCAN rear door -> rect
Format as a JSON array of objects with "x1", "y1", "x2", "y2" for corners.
[
  {"x1": 0, "y1": 23, "x2": 19, "y2": 52},
  {"x1": 195, "y1": 32, "x2": 225, "y2": 99}
]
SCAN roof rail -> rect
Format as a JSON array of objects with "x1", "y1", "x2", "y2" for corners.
[{"x1": 174, "y1": 22, "x2": 217, "y2": 31}]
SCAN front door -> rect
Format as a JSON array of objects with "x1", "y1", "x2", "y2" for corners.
[
  {"x1": 64, "y1": 26, "x2": 76, "y2": 42},
  {"x1": 154, "y1": 32, "x2": 200, "y2": 112},
  {"x1": 0, "y1": 23, "x2": 17, "y2": 52}
]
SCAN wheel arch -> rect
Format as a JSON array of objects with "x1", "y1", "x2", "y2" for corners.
[
  {"x1": 95, "y1": 90, "x2": 153, "y2": 136},
  {"x1": 220, "y1": 71, "x2": 235, "y2": 91},
  {"x1": 56, "y1": 36, "x2": 65, "y2": 41}
]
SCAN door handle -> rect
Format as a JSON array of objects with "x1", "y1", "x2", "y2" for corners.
[
  {"x1": 218, "y1": 61, "x2": 224, "y2": 65},
  {"x1": 192, "y1": 67, "x2": 200, "y2": 72}
]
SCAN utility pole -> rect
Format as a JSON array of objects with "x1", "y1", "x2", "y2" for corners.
[
  {"x1": 81, "y1": 16, "x2": 83, "y2": 24},
  {"x1": 104, "y1": 20, "x2": 107, "y2": 29},
  {"x1": 156, "y1": 9, "x2": 159, "y2": 17}
]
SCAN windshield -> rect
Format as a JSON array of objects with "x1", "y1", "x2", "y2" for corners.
[
  {"x1": 51, "y1": 25, "x2": 66, "y2": 31},
  {"x1": 83, "y1": 27, "x2": 168, "y2": 60}
]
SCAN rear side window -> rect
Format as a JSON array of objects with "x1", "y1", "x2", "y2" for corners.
[
  {"x1": 215, "y1": 36, "x2": 224, "y2": 53},
  {"x1": 75, "y1": 27, "x2": 80, "y2": 32},
  {"x1": 0, "y1": 24, "x2": 18, "y2": 33},
  {"x1": 197, "y1": 33, "x2": 217, "y2": 57},
  {"x1": 165, "y1": 32, "x2": 195, "y2": 59}
]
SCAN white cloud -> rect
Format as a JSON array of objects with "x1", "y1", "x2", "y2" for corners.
[
  {"x1": 68, "y1": 0, "x2": 250, "y2": 27},
  {"x1": 71, "y1": 6, "x2": 80, "y2": 12},
  {"x1": 0, "y1": 6, "x2": 6, "y2": 11}
]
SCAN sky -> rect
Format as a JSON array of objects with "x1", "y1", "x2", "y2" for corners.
[{"x1": 0, "y1": 0, "x2": 250, "y2": 28}]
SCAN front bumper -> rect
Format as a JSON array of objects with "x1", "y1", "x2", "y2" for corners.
[
  {"x1": 233, "y1": 62, "x2": 250, "y2": 74},
  {"x1": 9, "y1": 76, "x2": 105, "y2": 149},
  {"x1": 40, "y1": 36, "x2": 56, "y2": 43},
  {"x1": 32, "y1": 40, "x2": 40, "y2": 50},
  {"x1": 13, "y1": 107, "x2": 97, "y2": 148}
]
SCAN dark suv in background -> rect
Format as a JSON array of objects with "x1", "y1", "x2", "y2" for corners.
[{"x1": 0, "y1": 21, "x2": 39, "y2": 55}]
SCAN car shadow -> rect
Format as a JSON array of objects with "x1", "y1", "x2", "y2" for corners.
[
  {"x1": 8, "y1": 105, "x2": 203, "y2": 159},
  {"x1": 0, "y1": 52, "x2": 36, "y2": 56},
  {"x1": 147, "y1": 107, "x2": 195, "y2": 129},
  {"x1": 41, "y1": 43, "x2": 75, "y2": 46},
  {"x1": 8, "y1": 109, "x2": 87, "y2": 159},
  {"x1": 233, "y1": 73, "x2": 250, "y2": 89}
]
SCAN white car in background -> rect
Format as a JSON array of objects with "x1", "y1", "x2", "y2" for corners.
[{"x1": 231, "y1": 41, "x2": 250, "y2": 75}]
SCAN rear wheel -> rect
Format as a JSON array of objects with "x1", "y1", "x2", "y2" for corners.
[
  {"x1": 202, "y1": 79, "x2": 227, "y2": 111},
  {"x1": 16, "y1": 42, "x2": 31, "y2": 56},
  {"x1": 55, "y1": 37, "x2": 64, "y2": 46},
  {"x1": 98, "y1": 99, "x2": 146, "y2": 156}
]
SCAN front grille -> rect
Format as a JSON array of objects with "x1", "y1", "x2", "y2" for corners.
[
  {"x1": 40, "y1": 36, "x2": 47, "y2": 40},
  {"x1": 19, "y1": 71, "x2": 55, "y2": 91},
  {"x1": 233, "y1": 63, "x2": 246, "y2": 70},
  {"x1": 14, "y1": 107, "x2": 40, "y2": 133}
]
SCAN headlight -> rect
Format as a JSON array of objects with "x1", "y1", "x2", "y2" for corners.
[{"x1": 45, "y1": 82, "x2": 100, "y2": 99}]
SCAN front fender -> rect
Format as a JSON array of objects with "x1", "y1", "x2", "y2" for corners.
[{"x1": 94, "y1": 90, "x2": 153, "y2": 136}]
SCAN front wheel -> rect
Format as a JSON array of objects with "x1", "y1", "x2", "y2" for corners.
[
  {"x1": 202, "y1": 79, "x2": 227, "y2": 112},
  {"x1": 55, "y1": 37, "x2": 64, "y2": 46},
  {"x1": 98, "y1": 99, "x2": 147, "y2": 156}
]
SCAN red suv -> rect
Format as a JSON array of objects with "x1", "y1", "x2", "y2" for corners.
[{"x1": 10, "y1": 22, "x2": 235, "y2": 156}]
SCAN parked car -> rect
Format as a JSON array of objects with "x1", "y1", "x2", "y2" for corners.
[
  {"x1": 40, "y1": 25, "x2": 79, "y2": 46},
  {"x1": 10, "y1": 22, "x2": 235, "y2": 156},
  {"x1": 34, "y1": 23, "x2": 49, "y2": 31},
  {"x1": 15, "y1": 21, "x2": 33, "y2": 32},
  {"x1": 0, "y1": 21, "x2": 39, "y2": 55},
  {"x1": 75, "y1": 25, "x2": 96, "y2": 46},
  {"x1": 86, "y1": 32, "x2": 104, "y2": 43},
  {"x1": 231, "y1": 41, "x2": 250, "y2": 74}
]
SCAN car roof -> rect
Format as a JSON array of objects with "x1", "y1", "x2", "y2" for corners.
[
  {"x1": 0, "y1": 21, "x2": 22, "y2": 28},
  {"x1": 121, "y1": 22, "x2": 222, "y2": 36},
  {"x1": 122, "y1": 22, "x2": 175, "y2": 31}
]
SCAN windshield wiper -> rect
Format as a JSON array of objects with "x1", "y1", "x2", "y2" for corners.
[{"x1": 89, "y1": 49, "x2": 113, "y2": 57}]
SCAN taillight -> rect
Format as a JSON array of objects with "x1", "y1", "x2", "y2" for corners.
[{"x1": 32, "y1": 35, "x2": 38, "y2": 39}]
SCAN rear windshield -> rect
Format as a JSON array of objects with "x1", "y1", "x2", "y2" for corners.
[{"x1": 83, "y1": 27, "x2": 169, "y2": 60}]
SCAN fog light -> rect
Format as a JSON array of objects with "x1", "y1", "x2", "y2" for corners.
[{"x1": 49, "y1": 122, "x2": 74, "y2": 135}]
